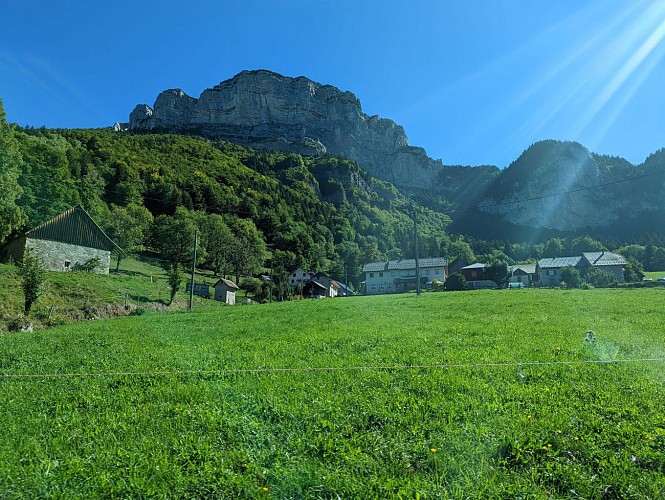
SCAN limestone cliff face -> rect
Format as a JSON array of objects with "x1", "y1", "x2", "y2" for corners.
[{"x1": 128, "y1": 70, "x2": 442, "y2": 189}]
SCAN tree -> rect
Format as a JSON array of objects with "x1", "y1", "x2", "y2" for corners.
[
  {"x1": 543, "y1": 238, "x2": 566, "y2": 258},
  {"x1": 650, "y1": 247, "x2": 665, "y2": 271},
  {"x1": 570, "y1": 236, "x2": 605, "y2": 255},
  {"x1": 17, "y1": 249, "x2": 46, "y2": 314},
  {"x1": 199, "y1": 213, "x2": 235, "y2": 276},
  {"x1": 559, "y1": 266, "x2": 581, "y2": 289},
  {"x1": 447, "y1": 236, "x2": 475, "y2": 264},
  {"x1": 164, "y1": 262, "x2": 182, "y2": 305},
  {"x1": 444, "y1": 272, "x2": 467, "y2": 291},
  {"x1": 0, "y1": 98, "x2": 26, "y2": 244},
  {"x1": 226, "y1": 217, "x2": 265, "y2": 284},
  {"x1": 584, "y1": 267, "x2": 618, "y2": 288},
  {"x1": 485, "y1": 260, "x2": 511, "y2": 288},
  {"x1": 152, "y1": 208, "x2": 204, "y2": 266},
  {"x1": 270, "y1": 249, "x2": 298, "y2": 301},
  {"x1": 622, "y1": 258, "x2": 644, "y2": 283},
  {"x1": 104, "y1": 203, "x2": 153, "y2": 272}
]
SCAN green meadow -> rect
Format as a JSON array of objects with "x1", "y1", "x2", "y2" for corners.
[{"x1": 1, "y1": 289, "x2": 664, "y2": 498}]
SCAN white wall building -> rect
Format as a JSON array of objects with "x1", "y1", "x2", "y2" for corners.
[{"x1": 362, "y1": 258, "x2": 448, "y2": 295}]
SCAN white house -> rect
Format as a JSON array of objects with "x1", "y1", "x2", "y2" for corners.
[
  {"x1": 362, "y1": 258, "x2": 448, "y2": 295},
  {"x1": 289, "y1": 267, "x2": 314, "y2": 289}
]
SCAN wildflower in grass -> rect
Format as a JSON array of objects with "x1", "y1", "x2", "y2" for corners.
[
  {"x1": 262, "y1": 487, "x2": 269, "y2": 492},
  {"x1": 556, "y1": 429, "x2": 562, "y2": 434},
  {"x1": 431, "y1": 448, "x2": 437, "y2": 453},
  {"x1": 527, "y1": 415, "x2": 532, "y2": 420}
]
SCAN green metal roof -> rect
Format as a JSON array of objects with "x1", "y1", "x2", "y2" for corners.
[{"x1": 25, "y1": 206, "x2": 121, "y2": 252}]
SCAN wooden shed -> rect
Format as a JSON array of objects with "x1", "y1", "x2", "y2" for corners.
[{"x1": 213, "y1": 278, "x2": 239, "y2": 305}]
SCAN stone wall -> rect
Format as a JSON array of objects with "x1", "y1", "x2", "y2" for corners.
[{"x1": 25, "y1": 238, "x2": 111, "y2": 274}]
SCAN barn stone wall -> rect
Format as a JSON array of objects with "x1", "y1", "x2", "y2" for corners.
[{"x1": 25, "y1": 238, "x2": 111, "y2": 274}]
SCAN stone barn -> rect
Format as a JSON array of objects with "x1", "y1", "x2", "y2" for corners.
[
  {"x1": 0, "y1": 206, "x2": 121, "y2": 274},
  {"x1": 213, "y1": 278, "x2": 239, "y2": 305}
]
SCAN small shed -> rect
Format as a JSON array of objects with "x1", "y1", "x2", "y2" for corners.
[{"x1": 213, "y1": 278, "x2": 239, "y2": 305}]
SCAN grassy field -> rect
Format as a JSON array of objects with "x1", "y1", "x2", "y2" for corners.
[
  {"x1": 0, "y1": 255, "x2": 228, "y2": 332},
  {"x1": 1, "y1": 289, "x2": 664, "y2": 498},
  {"x1": 643, "y1": 271, "x2": 665, "y2": 281}
]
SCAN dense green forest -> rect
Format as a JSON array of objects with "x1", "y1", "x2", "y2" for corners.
[{"x1": 1, "y1": 99, "x2": 663, "y2": 298}]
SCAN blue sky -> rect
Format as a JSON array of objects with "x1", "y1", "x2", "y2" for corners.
[{"x1": 1, "y1": 0, "x2": 664, "y2": 168}]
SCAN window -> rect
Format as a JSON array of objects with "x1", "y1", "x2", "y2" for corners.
[
  {"x1": 292, "y1": 273, "x2": 296, "y2": 277},
  {"x1": 379, "y1": 272, "x2": 383, "y2": 277},
  {"x1": 370, "y1": 273, "x2": 374, "y2": 278},
  {"x1": 371, "y1": 284, "x2": 376, "y2": 289},
  {"x1": 425, "y1": 270, "x2": 430, "y2": 275},
  {"x1": 435, "y1": 269, "x2": 440, "y2": 275},
  {"x1": 64, "y1": 260, "x2": 71, "y2": 269}
]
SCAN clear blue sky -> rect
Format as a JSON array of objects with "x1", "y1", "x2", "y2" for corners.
[{"x1": 1, "y1": 0, "x2": 664, "y2": 168}]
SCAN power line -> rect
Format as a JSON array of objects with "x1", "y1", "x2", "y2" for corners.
[
  {"x1": 478, "y1": 169, "x2": 665, "y2": 209},
  {"x1": 2, "y1": 357, "x2": 663, "y2": 380}
]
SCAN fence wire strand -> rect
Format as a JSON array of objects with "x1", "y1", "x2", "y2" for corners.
[{"x1": 1, "y1": 357, "x2": 664, "y2": 380}]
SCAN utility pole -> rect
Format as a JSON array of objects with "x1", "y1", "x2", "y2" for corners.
[
  {"x1": 414, "y1": 206, "x2": 421, "y2": 296},
  {"x1": 189, "y1": 230, "x2": 198, "y2": 311},
  {"x1": 269, "y1": 257, "x2": 273, "y2": 304}
]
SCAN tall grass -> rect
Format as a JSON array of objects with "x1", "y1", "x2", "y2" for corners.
[{"x1": 1, "y1": 289, "x2": 664, "y2": 497}]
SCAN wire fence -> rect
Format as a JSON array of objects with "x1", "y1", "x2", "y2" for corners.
[{"x1": 2, "y1": 357, "x2": 664, "y2": 380}]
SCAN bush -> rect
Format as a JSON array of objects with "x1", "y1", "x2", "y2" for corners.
[
  {"x1": 444, "y1": 273, "x2": 467, "y2": 291},
  {"x1": 17, "y1": 249, "x2": 46, "y2": 314},
  {"x1": 431, "y1": 279, "x2": 445, "y2": 292},
  {"x1": 559, "y1": 266, "x2": 581, "y2": 289},
  {"x1": 583, "y1": 267, "x2": 618, "y2": 288}
]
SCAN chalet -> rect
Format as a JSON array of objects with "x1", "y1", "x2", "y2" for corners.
[
  {"x1": 0, "y1": 206, "x2": 120, "y2": 274},
  {"x1": 362, "y1": 258, "x2": 448, "y2": 295},
  {"x1": 537, "y1": 251, "x2": 627, "y2": 286},
  {"x1": 310, "y1": 272, "x2": 340, "y2": 298},
  {"x1": 460, "y1": 263, "x2": 496, "y2": 289},
  {"x1": 213, "y1": 278, "x2": 239, "y2": 305},
  {"x1": 289, "y1": 267, "x2": 314, "y2": 289},
  {"x1": 509, "y1": 264, "x2": 539, "y2": 287}
]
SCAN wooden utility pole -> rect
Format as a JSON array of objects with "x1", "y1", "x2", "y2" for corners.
[
  {"x1": 189, "y1": 231, "x2": 198, "y2": 311},
  {"x1": 414, "y1": 207, "x2": 421, "y2": 296}
]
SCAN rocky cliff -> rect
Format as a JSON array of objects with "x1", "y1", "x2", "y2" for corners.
[
  {"x1": 472, "y1": 140, "x2": 663, "y2": 233},
  {"x1": 129, "y1": 70, "x2": 443, "y2": 190}
]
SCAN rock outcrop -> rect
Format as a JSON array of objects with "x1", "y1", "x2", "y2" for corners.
[
  {"x1": 128, "y1": 70, "x2": 443, "y2": 189},
  {"x1": 476, "y1": 140, "x2": 658, "y2": 232}
]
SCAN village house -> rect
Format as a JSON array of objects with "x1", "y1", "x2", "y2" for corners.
[
  {"x1": 310, "y1": 272, "x2": 340, "y2": 298},
  {"x1": 362, "y1": 258, "x2": 448, "y2": 295},
  {"x1": 0, "y1": 206, "x2": 121, "y2": 274},
  {"x1": 509, "y1": 264, "x2": 539, "y2": 287},
  {"x1": 537, "y1": 251, "x2": 627, "y2": 286},
  {"x1": 213, "y1": 278, "x2": 239, "y2": 305},
  {"x1": 289, "y1": 267, "x2": 314, "y2": 289},
  {"x1": 460, "y1": 263, "x2": 497, "y2": 289}
]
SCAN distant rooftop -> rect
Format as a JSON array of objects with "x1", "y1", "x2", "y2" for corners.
[{"x1": 363, "y1": 257, "x2": 448, "y2": 273}]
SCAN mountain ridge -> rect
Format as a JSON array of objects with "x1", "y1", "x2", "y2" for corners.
[{"x1": 124, "y1": 70, "x2": 665, "y2": 239}]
